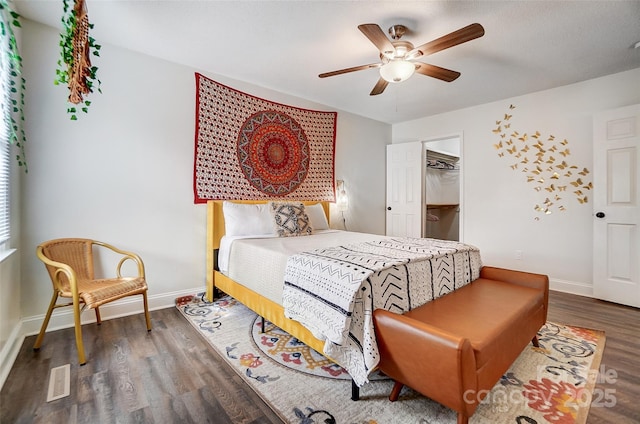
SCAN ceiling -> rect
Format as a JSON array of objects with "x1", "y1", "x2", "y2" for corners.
[{"x1": 14, "y1": 1, "x2": 640, "y2": 124}]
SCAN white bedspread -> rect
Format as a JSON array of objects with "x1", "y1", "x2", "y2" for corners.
[
  {"x1": 282, "y1": 237, "x2": 482, "y2": 386},
  {"x1": 219, "y1": 230, "x2": 390, "y2": 304}
]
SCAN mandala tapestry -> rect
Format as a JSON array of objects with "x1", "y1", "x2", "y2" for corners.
[{"x1": 193, "y1": 73, "x2": 337, "y2": 202}]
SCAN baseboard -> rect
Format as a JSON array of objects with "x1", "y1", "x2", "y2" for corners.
[
  {"x1": 0, "y1": 286, "x2": 204, "y2": 391},
  {"x1": 0, "y1": 320, "x2": 25, "y2": 391},
  {"x1": 20, "y1": 286, "x2": 204, "y2": 336},
  {"x1": 549, "y1": 277, "x2": 594, "y2": 298}
]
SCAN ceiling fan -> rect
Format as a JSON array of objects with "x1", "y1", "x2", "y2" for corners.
[{"x1": 319, "y1": 22, "x2": 485, "y2": 96}]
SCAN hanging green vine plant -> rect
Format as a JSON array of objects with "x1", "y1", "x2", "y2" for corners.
[
  {"x1": 0, "y1": 1, "x2": 27, "y2": 172},
  {"x1": 54, "y1": 0, "x2": 101, "y2": 120}
]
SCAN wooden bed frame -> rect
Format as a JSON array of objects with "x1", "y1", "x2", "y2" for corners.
[{"x1": 205, "y1": 200, "x2": 330, "y2": 354}]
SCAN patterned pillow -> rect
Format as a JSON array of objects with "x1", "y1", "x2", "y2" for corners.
[{"x1": 270, "y1": 202, "x2": 313, "y2": 237}]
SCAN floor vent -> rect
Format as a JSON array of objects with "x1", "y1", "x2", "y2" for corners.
[{"x1": 46, "y1": 364, "x2": 70, "y2": 402}]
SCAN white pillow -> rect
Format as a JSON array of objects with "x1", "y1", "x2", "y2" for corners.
[
  {"x1": 305, "y1": 203, "x2": 329, "y2": 231},
  {"x1": 222, "y1": 202, "x2": 275, "y2": 237}
]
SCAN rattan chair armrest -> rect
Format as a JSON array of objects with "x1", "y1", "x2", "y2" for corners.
[
  {"x1": 35, "y1": 245, "x2": 80, "y2": 295},
  {"x1": 93, "y1": 240, "x2": 146, "y2": 278}
]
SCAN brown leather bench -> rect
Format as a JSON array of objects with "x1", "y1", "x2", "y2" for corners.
[{"x1": 373, "y1": 266, "x2": 549, "y2": 424}]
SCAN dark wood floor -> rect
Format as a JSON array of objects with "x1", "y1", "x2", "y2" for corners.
[
  {"x1": 546, "y1": 291, "x2": 640, "y2": 424},
  {"x1": 1, "y1": 290, "x2": 639, "y2": 424}
]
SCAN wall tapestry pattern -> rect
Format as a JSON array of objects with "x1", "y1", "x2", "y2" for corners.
[
  {"x1": 492, "y1": 105, "x2": 592, "y2": 220},
  {"x1": 193, "y1": 73, "x2": 337, "y2": 203}
]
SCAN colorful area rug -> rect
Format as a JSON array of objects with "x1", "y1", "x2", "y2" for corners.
[{"x1": 176, "y1": 293, "x2": 605, "y2": 424}]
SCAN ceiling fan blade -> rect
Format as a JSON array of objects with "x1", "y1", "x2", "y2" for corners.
[
  {"x1": 370, "y1": 78, "x2": 389, "y2": 96},
  {"x1": 415, "y1": 63, "x2": 461, "y2": 82},
  {"x1": 407, "y1": 23, "x2": 485, "y2": 59},
  {"x1": 358, "y1": 23, "x2": 395, "y2": 57},
  {"x1": 319, "y1": 63, "x2": 382, "y2": 78}
]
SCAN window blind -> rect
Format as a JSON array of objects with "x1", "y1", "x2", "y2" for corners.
[
  {"x1": 0, "y1": 10, "x2": 11, "y2": 246},
  {"x1": 0, "y1": 135, "x2": 8, "y2": 246}
]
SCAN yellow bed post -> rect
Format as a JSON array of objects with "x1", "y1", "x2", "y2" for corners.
[{"x1": 206, "y1": 200, "x2": 222, "y2": 301}]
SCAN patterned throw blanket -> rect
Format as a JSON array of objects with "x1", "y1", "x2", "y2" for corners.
[{"x1": 282, "y1": 237, "x2": 482, "y2": 386}]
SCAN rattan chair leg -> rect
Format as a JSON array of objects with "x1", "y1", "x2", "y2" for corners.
[
  {"x1": 72, "y1": 298, "x2": 86, "y2": 365},
  {"x1": 95, "y1": 307, "x2": 102, "y2": 325},
  {"x1": 142, "y1": 292, "x2": 152, "y2": 331},
  {"x1": 33, "y1": 292, "x2": 59, "y2": 350}
]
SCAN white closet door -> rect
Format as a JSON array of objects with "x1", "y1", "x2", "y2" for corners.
[
  {"x1": 593, "y1": 104, "x2": 640, "y2": 307},
  {"x1": 386, "y1": 142, "x2": 423, "y2": 237}
]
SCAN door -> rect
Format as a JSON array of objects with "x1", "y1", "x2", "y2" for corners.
[
  {"x1": 386, "y1": 142, "x2": 423, "y2": 237},
  {"x1": 593, "y1": 104, "x2": 640, "y2": 308}
]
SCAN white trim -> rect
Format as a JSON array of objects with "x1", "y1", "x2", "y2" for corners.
[
  {"x1": 0, "y1": 286, "x2": 204, "y2": 391},
  {"x1": 20, "y1": 286, "x2": 204, "y2": 336},
  {"x1": 0, "y1": 319, "x2": 24, "y2": 391},
  {"x1": 549, "y1": 277, "x2": 594, "y2": 298},
  {"x1": 0, "y1": 246, "x2": 15, "y2": 264}
]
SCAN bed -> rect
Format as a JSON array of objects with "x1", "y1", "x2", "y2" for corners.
[
  {"x1": 205, "y1": 199, "x2": 482, "y2": 397},
  {"x1": 206, "y1": 200, "x2": 332, "y2": 354}
]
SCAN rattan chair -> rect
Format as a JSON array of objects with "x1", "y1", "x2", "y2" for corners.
[{"x1": 33, "y1": 238, "x2": 152, "y2": 364}]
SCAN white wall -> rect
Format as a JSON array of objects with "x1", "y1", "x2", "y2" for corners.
[
  {"x1": 16, "y1": 20, "x2": 389, "y2": 332},
  {"x1": 393, "y1": 67, "x2": 640, "y2": 294}
]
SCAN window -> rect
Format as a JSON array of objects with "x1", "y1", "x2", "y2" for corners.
[{"x1": 0, "y1": 9, "x2": 11, "y2": 250}]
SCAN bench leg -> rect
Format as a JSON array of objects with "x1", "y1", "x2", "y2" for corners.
[
  {"x1": 532, "y1": 335, "x2": 540, "y2": 347},
  {"x1": 389, "y1": 381, "x2": 403, "y2": 401},
  {"x1": 457, "y1": 412, "x2": 469, "y2": 424}
]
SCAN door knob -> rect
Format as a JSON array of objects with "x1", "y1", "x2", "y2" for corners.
[
  {"x1": 387, "y1": 207, "x2": 392, "y2": 210},
  {"x1": 595, "y1": 211, "x2": 605, "y2": 218}
]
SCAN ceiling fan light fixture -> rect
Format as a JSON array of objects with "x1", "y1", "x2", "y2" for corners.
[
  {"x1": 323, "y1": 22, "x2": 485, "y2": 95},
  {"x1": 379, "y1": 59, "x2": 415, "y2": 83}
]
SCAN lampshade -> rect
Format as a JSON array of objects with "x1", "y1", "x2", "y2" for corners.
[
  {"x1": 336, "y1": 180, "x2": 349, "y2": 211},
  {"x1": 379, "y1": 60, "x2": 415, "y2": 83},
  {"x1": 337, "y1": 189, "x2": 349, "y2": 211}
]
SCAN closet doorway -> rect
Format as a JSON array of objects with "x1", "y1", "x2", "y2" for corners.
[{"x1": 424, "y1": 136, "x2": 461, "y2": 241}]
